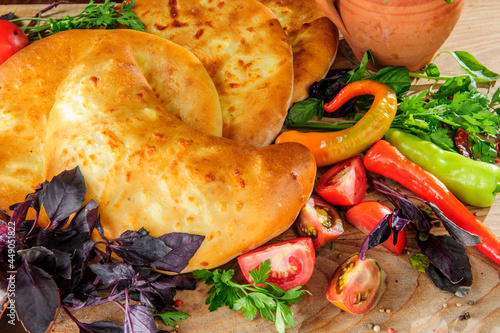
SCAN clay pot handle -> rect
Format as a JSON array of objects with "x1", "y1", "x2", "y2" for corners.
[{"x1": 315, "y1": 0, "x2": 351, "y2": 39}]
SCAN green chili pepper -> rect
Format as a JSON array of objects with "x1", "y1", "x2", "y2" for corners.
[{"x1": 384, "y1": 128, "x2": 500, "y2": 208}]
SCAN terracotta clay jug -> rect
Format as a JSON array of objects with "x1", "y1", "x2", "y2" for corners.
[{"x1": 315, "y1": 0, "x2": 465, "y2": 71}]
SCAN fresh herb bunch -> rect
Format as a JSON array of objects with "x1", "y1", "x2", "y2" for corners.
[
  {"x1": 285, "y1": 50, "x2": 500, "y2": 163},
  {"x1": 363, "y1": 176, "x2": 479, "y2": 297},
  {"x1": 0, "y1": 167, "x2": 204, "y2": 333},
  {"x1": 193, "y1": 260, "x2": 311, "y2": 333},
  {"x1": 6, "y1": 0, "x2": 145, "y2": 42}
]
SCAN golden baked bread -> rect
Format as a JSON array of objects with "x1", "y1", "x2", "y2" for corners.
[
  {"x1": 0, "y1": 29, "x2": 222, "y2": 213},
  {"x1": 43, "y1": 36, "x2": 316, "y2": 272},
  {"x1": 258, "y1": 0, "x2": 340, "y2": 102},
  {"x1": 132, "y1": 0, "x2": 294, "y2": 146}
]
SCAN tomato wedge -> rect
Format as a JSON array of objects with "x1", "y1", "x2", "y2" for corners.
[
  {"x1": 295, "y1": 196, "x2": 344, "y2": 248},
  {"x1": 326, "y1": 253, "x2": 383, "y2": 314},
  {"x1": 346, "y1": 201, "x2": 407, "y2": 255},
  {"x1": 0, "y1": 20, "x2": 29, "y2": 65},
  {"x1": 315, "y1": 155, "x2": 367, "y2": 206},
  {"x1": 237, "y1": 238, "x2": 315, "y2": 290}
]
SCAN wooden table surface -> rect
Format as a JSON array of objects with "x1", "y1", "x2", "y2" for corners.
[{"x1": 0, "y1": 1, "x2": 499, "y2": 333}]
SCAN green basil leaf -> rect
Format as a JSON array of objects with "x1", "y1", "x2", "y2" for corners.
[
  {"x1": 366, "y1": 66, "x2": 411, "y2": 97},
  {"x1": 347, "y1": 50, "x2": 373, "y2": 83},
  {"x1": 438, "y1": 51, "x2": 500, "y2": 83},
  {"x1": 423, "y1": 63, "x2": 441, "y2": 77},
  {"x1": 285, "y1": 99, "x2": 323, "y2": 124}
]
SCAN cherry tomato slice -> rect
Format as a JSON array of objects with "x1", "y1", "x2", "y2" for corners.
[
  {"x1": 295, "y1": 196, "x2": 344, "y2": 248},
  {"x1": 346, "y1": 201, "x2": 407, "y2": 255},
  {"x1": 0, "y1": 20, "x2": 29, "y2": 65},
  {"x1": 326, "y1": 253, "x2": 383, "y2": 314},
  {"x1": 237, "y1": 238, "x2": 315, "y2": 290},
  {"x1": 315, "y1": 155, "x2": 367, "y2": 206}
]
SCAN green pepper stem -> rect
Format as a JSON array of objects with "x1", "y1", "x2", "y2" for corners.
[{"x1": 495, "y1": 182, "x2": 500, "y2": 194}]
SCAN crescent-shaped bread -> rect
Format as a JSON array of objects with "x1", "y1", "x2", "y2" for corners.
[
  {"x1": 257, "y1": 0, "x2": 340, "y2": 102},
  {"x1": 43, "y1": 36, "x2": 316, "y2": 272},
  {"x1": 0, "y1": 29, "x2": 221, "y2": 214},
  {"x1": 132, "y1": 0, "x2": 294, "y2": 146}
]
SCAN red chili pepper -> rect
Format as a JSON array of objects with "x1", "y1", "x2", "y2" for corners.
[{"x1": 364, "y1": 140, "x2": 500, "y2": 266}]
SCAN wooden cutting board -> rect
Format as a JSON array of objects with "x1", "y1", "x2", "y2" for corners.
[{"x1": 0, "y1": 1, "x2": 499, "y2": 332}]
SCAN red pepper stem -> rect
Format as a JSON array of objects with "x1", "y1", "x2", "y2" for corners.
[{"x1": 364, "y1": 140, "x2": 500, "y2": 266}]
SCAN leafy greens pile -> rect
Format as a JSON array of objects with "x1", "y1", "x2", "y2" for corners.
[
  {"x1": 2, "y1": 0, "x2": 145, "y2": 42},
  {"x1": 0, "y1": 167, "x2": 204, "y2": 333},
  {"x1": 285, "y1": 50, "x2": 500, "y2": 163}
]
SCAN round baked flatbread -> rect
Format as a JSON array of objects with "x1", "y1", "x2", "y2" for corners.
[
  {"x1": 132, "y1": 0, "x2": 294, "y2": 146},
  {"x1": 0, "y1": 29, "x2": 222, "y2": 213},
  {"x1": 42, "y1": 36, "x2": 316, "y2": 272},
  {"x1": 258, "y1": 0, "x2": 340, "y2": 102}
]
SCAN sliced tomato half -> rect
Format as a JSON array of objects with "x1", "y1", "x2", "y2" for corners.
[
  {"x1": 345, "y1": 201, "x2": 406, "y2": 255},
  {"x1": 237, "y1": 237, "x2": 315, "y2": 290},
  {"x1": 315, "y1": 155, "x2": 367, "y2": 206},
  {"x1": 295, "y1": 196, "x2": 344, "y2": 248},
  {"x1": 326, "y1": 253, "x2": 383, "y2": 314}
]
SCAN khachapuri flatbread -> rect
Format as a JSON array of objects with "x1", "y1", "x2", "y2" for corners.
[
  {"x1": 42, "y1": 36, "x2": 316, "y2": 272},
  {"x1": 132, "y1": 0, "x2": 294, "y2": 146}
]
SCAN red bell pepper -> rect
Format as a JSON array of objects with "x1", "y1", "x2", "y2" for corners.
[{"x1": 364, "y1": 140, "x2": 500, "y2": 266}]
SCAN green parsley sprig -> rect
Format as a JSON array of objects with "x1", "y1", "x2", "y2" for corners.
[
  {"x1": 193, "y1": 260, "x2": 311, "y2": 333},
  {"x1": 9, "y1": 0, "x2": 145, "y2": 42}
]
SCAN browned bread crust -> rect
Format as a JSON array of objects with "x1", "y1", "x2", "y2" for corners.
[
  {"x1": 258, "y1": 0, "x2": 340, "y2": 102},
  {"x1": 132, "y1": 0, "x2": 294, "y2": 146},
  {"x1": 0, "y1": 29, "x2": 222, "y2": 214},
  {"x1": 42, "y1": 36, "x2": 316, "y2": 272}
]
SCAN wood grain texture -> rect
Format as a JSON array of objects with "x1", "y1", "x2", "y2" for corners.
[{"x1": 0, "y1": 1, "x2": 499, "y2": 332}]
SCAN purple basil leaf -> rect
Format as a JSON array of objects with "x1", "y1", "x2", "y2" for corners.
[
  {"x1": 16, "y1": 260, "x2": 60, "y2": 333},
  {"x1": 44, "y1": 228, "x2": 90, "y2": 253},
  {"x1": 359, "y1": 214, "x2": 392, "y2": 260},
  {"x1": 417, "y1": 234, "x2": 465, "y2": 284},
  {"x1": 425, "y1": 235, "x2": 473, "y2": 296},
  {"x1": 150, "y1": 274, "x2": 197, "y2": 291},
  {"x1": 153, "y1": 233, "x2": 205, "y2": 273},
  {"x1": 0, "y1": 209, "x2": 10, "y2": 223},
  {"x1": 19, "y1": 246, "x2": 72, "y2": 279},
  {"x1": 94, "y1": 214, "x2": 108, "y2": 241},
  {"x1": 111, "y1": 232, "x2": 170, "y2": 265},
  {"x1": 72, "y1": 239, "x2": 98, "y2": 284},
  {"x1": 131, "y1": 286, "x2": 175, "y2": 313},
  {"x1": 78, "y1": 320, "x2": 124, "y2": 333},
  {"x1": 89, "y1": 262, "x2": 136, "y2": 285},
  {"x1": 394, "y1": 197, "x2": 432, "y2": 232},
  {"x1": 390, "y1": 209, "x2": 412, "y2": 246},
  {"x1": 370, "y1": 178, "x2": 432, "y2": 232},
  {"x1": 124, "y1": 303, "x2": 157, "y2": 333},
  {"x1": 18, "y1": 246, "x2": 58, "y2": 275},
  {"x1": 52, "y1": 248, "x2": 73, "y2": 279},
  {"x1": 10, "y1": 195, "x2": 34, "y2": 229},
  {"x1": 63, "y1": 282, "x2": 101, "y2": 308},
  {"x1": 426, "y1": 202, "x2": 481, "y2": 246},
  {"x1": 41, "y1": 166, "x2": 87, "y2": 227},
  {"x1": 68, "y1": 200, "x2": 99, "y2": 234}
]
